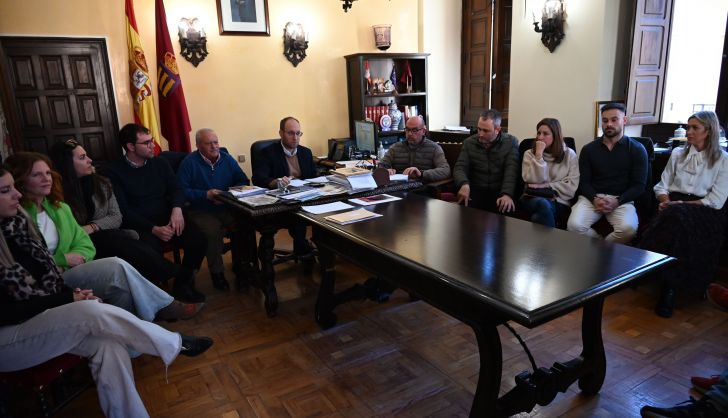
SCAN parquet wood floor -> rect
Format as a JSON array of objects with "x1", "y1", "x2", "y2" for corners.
[{"x1": 48, "y1": 232, "x2": 728, "y2": 417}]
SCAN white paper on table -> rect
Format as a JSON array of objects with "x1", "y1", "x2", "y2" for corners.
[
  {"x1": 301, "y1": 201, "x2": 354, "y2": 214},
  {"x1": 347, "y1": 175, "x2": 378, "y2": 190},
  {"x1": 389, "y1": 174, "x2": 409, "y2": 182},
  {"x1": 288, "y1": 179, "x2": 307, "y2": 187},
  {"x1": 304, "y1": 176, "x2": 330, "y2": 183}
]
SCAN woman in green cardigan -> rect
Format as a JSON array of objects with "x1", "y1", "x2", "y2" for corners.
[{"x1": 4, "y1": 152, "x2": 203, "y2": 322}]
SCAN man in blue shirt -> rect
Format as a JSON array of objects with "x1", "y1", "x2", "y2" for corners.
[
  {"x1": 177, "y1": 128, "x2": 251, "y2": 291},
  {"x1": 567, "y1": 103, "x2": 648, "y2": 243}
]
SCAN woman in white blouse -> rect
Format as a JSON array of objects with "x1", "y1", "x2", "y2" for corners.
[{"x1": 641, "y1": 111, "x2": 728, "y2": 318}]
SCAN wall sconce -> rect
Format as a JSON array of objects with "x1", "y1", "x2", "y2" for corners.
[
  {"x1": 532, "y1": 0, "x2": 565, "y2": 53},
  {"x1": 283, "y1": 22, "x2": 308, "y2": 67},
  {"x1": 341, "y1": 0, "x2": 357, "y2": 12},
  {"x1": 178, "y1": 18, "x2": 208, "y2": 67}
]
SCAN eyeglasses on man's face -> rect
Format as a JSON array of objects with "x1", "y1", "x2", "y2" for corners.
[
  {"x1": 405, "y1": 127, "x2": 423, "y2": 134},
  {"x1": 135, "y1": 139, "x2": 154, "y2": 146},
  {"x1": 285, "y1": 131, "x2": 303, "y2": 137}
]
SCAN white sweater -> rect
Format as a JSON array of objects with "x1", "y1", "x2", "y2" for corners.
[
  {"x1": 653, "y1": 146, "x2": 728, "y2": 209},
  {"x1": 522, "y1": 147, "x2": 579, "y2": 205}
]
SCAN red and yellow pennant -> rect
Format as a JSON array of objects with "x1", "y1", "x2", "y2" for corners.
[{"x1": 126, "y1": 0, "x2": 162, "y2": 155}]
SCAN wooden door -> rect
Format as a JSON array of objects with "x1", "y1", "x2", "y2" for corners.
[
  {"x1": 461, "y1": 0, "x2": 511, "y2": 129},
  {"x1": 0, "y1": 37, "x2": 120, "y2": 161},
  {"x1": 625, "y1": 0, "x2": 674, "y2": 125},
  {"x1": 461, "y1": 0, "x2": 494, "y2": 128},
  {"x1": 492, "y1": 0, "x2": 512, "y2": 130}
]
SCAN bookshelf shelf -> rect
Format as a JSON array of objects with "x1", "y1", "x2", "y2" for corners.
[{"x1": 344, "y1": 53, "x2": 429, "y2": 139}]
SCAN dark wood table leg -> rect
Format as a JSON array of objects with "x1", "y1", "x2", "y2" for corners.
[
  {"x1": 578, "y1": 297, "x2": 606, "y2": 394},
  {"x1": 315, "y1": 244, "x2": 338, "y2": 329},
  {"x1": 257, "y1": 226, "x2": 278, "y2": 317},
  {"x1": 468, "y1": 321, "x2": 503, "y2": 417}
]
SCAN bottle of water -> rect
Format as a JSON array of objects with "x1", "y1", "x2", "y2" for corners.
[{"x1": 377, "y1": 145, "x2": 387, "y2": 161}]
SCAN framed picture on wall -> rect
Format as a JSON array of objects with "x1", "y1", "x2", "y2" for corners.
[
  {"x1": 594, "y1": 100, "x2": 625, "y2": 138},
  {"x1": 216, "y1": 0, "x2": 270, "y2": 36}
]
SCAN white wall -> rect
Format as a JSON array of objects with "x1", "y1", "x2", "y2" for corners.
[
  {"x1": 420, "y1": 0, "x2": 462, "y2": 130},
  {"x1": 509, "y1": 0, "x2": 632, "y2": 149}
]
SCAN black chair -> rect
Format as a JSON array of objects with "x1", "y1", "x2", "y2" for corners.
[
  {"x1": 249, "y1": 138, "x2": 313, "y2": 269},
  {"x1": 250, "y1": 139, "x2": 280, "y2": 185}
]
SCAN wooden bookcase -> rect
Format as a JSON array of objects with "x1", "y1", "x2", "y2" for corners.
[{"x1": 344, "y1": 53, "x2": 429, "y2": 140}]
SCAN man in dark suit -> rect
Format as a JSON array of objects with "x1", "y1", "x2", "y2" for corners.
[{"x1": 252, "y1": 116, "x2": 315, "y2": 256}]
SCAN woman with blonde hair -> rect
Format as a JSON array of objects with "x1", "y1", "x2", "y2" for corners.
[{"x1": 640, "y1": 111, "x2": 728, "y2": 317}]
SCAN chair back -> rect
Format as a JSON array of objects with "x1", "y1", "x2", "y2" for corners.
[
  {"x1": 372, "y1": 167, "x2": 390, "y2": 187},
  {"x1": 630, "y1": 136, "x2": 656, "y2": 218},
  {"x1": 438, "y1": 142, "x2": 463, "y2": 173},
  {"x1": 250, "y1": 139, "x2": 279, "y2": 175}
]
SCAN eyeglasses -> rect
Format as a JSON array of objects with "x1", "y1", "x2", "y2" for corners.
[
  {"x1": 135, "y1": 140, "x2": 154, "y2": 146},
  {"x1": 404, "y1": 127, "x2": 423, "y2": 134},
  {"x1": 284, "y1": 131, "x2": 304, "y2": 137},
  {"x1": 63, "y1": 138, "x2": 80, "y2": 148}
]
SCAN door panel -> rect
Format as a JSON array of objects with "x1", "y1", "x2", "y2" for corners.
[
  {"x1": 461, "y1": 0, "x2": 511, "y2": 129},
  {"x1": 0, "y1": 37, "x2": 120, "y2": 161}
]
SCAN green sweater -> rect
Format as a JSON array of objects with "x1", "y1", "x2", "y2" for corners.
[{"x1": 25, "y1": 199, "x2": 96, "y2": 269}]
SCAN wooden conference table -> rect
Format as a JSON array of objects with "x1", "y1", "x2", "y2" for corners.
[
  {"x1": 217, "y1": 181, "x2": 423, "y2": 316},
  {"x1": 298, "y1": 193, "x2": 674, "y2": 417}
]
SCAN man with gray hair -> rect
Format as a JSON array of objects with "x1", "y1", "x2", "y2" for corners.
[
  {"x1": 453, "y1": 109, "x2": 519, "y2": 213},
  {"x1": 177, "y1": 128, "x2": 251, "y2": 291}
]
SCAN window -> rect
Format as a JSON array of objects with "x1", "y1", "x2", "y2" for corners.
[{"x1": 661, "y1": 0, "x2": 727, "y2": 123}]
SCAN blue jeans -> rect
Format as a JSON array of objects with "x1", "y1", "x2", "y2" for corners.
[
  {"x1": 519, "y1": 196, "x2": 557, "y2": 227},
  {"x1": 62, "y1": 257, "x2": 174, "y2": 321}
]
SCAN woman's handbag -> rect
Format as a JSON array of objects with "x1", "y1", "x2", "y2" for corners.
[{"x1": 524, "y1": 186, "x2": 556, "y2": 199}]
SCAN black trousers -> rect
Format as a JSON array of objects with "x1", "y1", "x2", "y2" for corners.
[
  {"x1": 91, "y1": 229, "x2": 181, "y2": 285},
  {"x1": 138, "y1": 219, "x2": 207, "y2": 273}
]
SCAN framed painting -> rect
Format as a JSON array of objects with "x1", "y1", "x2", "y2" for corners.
[
  {"x1": 594, "y1": 100, "x2": 625, "y2": 137},
  {"x1": 216, "y1": 0, "x2": 270, "y2": 36}
]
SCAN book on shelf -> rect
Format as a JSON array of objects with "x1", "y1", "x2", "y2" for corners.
[
  {"x1": 228, "y1": 185, "x2": 266, "y2": 198},
  {"x1": 324, "y1": 208, "x2": 383, "y2": 225}
]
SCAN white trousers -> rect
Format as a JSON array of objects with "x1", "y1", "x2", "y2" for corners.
[
  {"x1": 62, "y1": 257, "x2": 174, "y2": 321},
  {"x1": 0, "y1": 301, "x2": 181, "y2": 418},
  {"x1": 567, "y1": 195, "x2": 638, "y2": 244}
]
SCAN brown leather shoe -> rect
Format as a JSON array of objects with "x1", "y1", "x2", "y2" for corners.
[{"x1": 156, "y1": 301, "x2": 204, "y2": 322}]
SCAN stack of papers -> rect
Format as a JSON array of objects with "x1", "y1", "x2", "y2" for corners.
[
  {"x1": 324, "y1": 208, "x2": 382, "y2": 225},
  {"x1": 229, "y1": 185, "x2": 266, "y2": 198},
  {"x1": 238, "y1": 194, "x2": 279, "y2": 207},
  {"x1": 301, "y1": 202, "x2": 353, "y2": 214},
  {"x1": 279, "y1": 189, "x2": 321, "y2": 202},
  {"x1": 443, "y1": 125, "x2": 470, "y2": 132},
  {"x1": 328, "y1": 174, "x2": 378, "y2": 193}
]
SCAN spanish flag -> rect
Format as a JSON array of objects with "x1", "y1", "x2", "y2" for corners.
[
  {"x1": 156, "y1": 0, "x2": 192, "y2": 152},
  {"x1": 126, "y1": 0, "x2": 162, "y2": 155}
]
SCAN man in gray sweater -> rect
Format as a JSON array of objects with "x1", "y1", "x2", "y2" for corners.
[
  {"x1": 453, "y1": 109, "x2": 519, "y2": 213},
  {"x1": 379, "y1": 116, "x2": 451, "y2": 183}
]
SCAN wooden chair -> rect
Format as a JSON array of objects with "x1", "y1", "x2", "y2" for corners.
[{"x1": 0, "y1": 354, "x2": 90, "y2": 417}]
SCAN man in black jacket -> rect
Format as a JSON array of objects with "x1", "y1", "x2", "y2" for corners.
[
  {"x1": 105, "y1": 123, "x2": 207, "y2": 301},
  {"x1": 252, "y1": 116, "x2": 315, "y2": 256}
]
